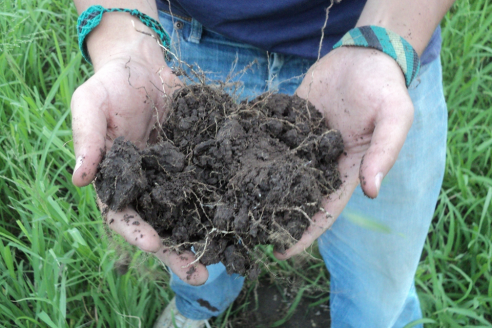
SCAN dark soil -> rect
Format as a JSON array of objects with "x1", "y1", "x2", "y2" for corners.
[
  {"x1": 230, "y1": 280, "x2": 330, "y2": 328},
  {"x1": 95, "y1": 85, "x2": 343, "y2": 279}
]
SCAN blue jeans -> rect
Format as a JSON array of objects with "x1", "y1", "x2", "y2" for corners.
[{"x1": 158, "y1": 11, "x2": 448, "y2": 328}]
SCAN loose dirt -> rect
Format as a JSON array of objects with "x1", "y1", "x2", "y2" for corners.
[
  {"x1": 95, "y1": 85, "x2": 343, "y2": 279},
  {"x1": 231, "y1": 279, "x2": 331, "y2": 327}
]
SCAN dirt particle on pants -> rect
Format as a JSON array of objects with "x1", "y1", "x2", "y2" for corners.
[{"x1": 197, "y1": 298, "x2": 219, "y2": 312}]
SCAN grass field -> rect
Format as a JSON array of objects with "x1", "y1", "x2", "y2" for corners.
[{"x1": 0, "y1": 1, "x2": 491, "y2": 327}]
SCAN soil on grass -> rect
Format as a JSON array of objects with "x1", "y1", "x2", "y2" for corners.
[{"x1": 95, "y1": 84, "x2": 343, "y2": 279}]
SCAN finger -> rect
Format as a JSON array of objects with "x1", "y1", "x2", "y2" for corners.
[
  {"x1": 71, "y1": 77, "x2": 109, "y2": 187},
  {"x1": 155, "y1": 248, "x2": 209, "y2": 286},
  {"x1": 108, "y1": 207, "x2": 209, "y2": 285},
  {"x1": 104, "y1": 206, "x2": 163, "y2": 253},
  {"x1": 359, "y1": 96, "x2": 414, "y2": 198},
  {"x1": 100, "y1": 200, "x2": 209, "y2": 285}
]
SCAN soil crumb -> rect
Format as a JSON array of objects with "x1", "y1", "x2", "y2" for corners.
[{"x1": 95, "y1": 85, "x2": 343, "y2": 279}]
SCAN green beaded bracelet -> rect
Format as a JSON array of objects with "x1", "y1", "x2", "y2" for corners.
[
  {"x1": 333, "y1": 26, "x2": 421, "y2": 88},
  {"x1": 77, "y1": 5, "x2": 171, "y2": 64}
]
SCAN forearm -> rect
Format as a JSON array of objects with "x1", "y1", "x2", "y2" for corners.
[
  {"x1": 357, "y1": 0, "x2": 455, "y2": 55},
  {"x1": 74, "y1": 0, "x2": 164, "y2": 70}
]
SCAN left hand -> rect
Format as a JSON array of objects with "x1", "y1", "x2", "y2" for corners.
[{"x1": 275, "y1": 46, "x2": 415, "y2": 260}]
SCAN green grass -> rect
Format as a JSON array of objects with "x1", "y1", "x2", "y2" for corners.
[
  {"x1": 415, "y1": 1, "x2": 492, "y2": 325},
  {"x1": 0, "y1": 0, "x2": 491, "y2": 327},
  {"x1": 0, "y1": 2, "x2": 171, "y2": 327}
]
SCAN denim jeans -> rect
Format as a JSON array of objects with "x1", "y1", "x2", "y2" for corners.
[{"x1": 158, "y1": 10, "x2": 448, "y2": 328}]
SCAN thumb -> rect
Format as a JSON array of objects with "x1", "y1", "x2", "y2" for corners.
[
  {"x1": 71, "y1": 78, "x2": 109, "y2": 187},
  {"x1": 359, "y1": 98, "x2": 414, "y2": 198}
]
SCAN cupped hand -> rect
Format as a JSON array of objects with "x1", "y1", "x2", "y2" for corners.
[
  {"x1": 71, "y1": 53, "x2": 208, "y2": 285},
  {"x1": 275, "y1": 47, "x2": 414, "y2": 260},
  {"x1": 71, "y1": 55, "x2": 178, "y2": 185}
]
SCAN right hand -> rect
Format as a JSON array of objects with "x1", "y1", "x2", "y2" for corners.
[
  {"x1": 70, "y1": 11, "x2": 208, "y2": 285},
  {"x1": 276, "y1": 46, "x2": 414, "y2": 260}
]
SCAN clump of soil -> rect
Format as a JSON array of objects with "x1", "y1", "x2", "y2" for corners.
[{"x1": 95, "y1": 85, "x2": 343, "y2": 279}]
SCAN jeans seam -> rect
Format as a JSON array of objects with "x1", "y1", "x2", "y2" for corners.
[
  {"x1": 160, "y1": 9, "x2": 261, "y2": 50},
  {"x1": 159, "y1": 9, "x2": 192, "y2": 22}
]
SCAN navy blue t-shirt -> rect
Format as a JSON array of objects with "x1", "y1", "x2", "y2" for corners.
[{"x1": 157, "y1": 0, "x2": 441, "y2": 65}]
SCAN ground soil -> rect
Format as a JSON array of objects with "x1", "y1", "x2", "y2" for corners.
[
  {"x1": 230, "y1": 279, "x2": 331, "y2": 328},
  {"x1": 95, "y1": 85, "x2": 343, "y2": 279}
]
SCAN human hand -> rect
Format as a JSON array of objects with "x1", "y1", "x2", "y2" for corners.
[
  {"x1": 275, "y1": 47, "x2": 414, "y2": 259},
  {"x1": 70, "y1": 12, "x2": 208, "y2": 284}
]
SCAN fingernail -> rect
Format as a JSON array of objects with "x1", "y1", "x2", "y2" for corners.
[
  {"x1": 375, "y1": 172, "x2": 384, "y2": 195},
  {"x1": 74, "y1": 156, "x2": 83, "y2": 174}
]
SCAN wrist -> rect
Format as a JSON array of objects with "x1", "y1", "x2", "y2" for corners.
[
  {"x1": 356, "y1": 0, "x2": 454, "y2": 55},
  {"x1": 333, "y1": 26, "x2": 419, "y2": 87},
  {"x1": 85, "y1": 11, "x2": 166, "y2": 70},
  {"x1": 334, "y1": 46, "x2": 403, "y2": 77}
]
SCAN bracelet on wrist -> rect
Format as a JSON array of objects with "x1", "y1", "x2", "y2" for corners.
[
  {"x1": 333, "y1": 26, "x2": 420, "y2": 88},
  {"x1": 77, "y1": 5, "x2": 171, "y2": 64}
]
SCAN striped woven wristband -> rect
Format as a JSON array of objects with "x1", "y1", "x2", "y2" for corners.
[
  {"x1": 77, "y1": 5, "x2": 171, "y2": 64},
  {"x1": 333, "y1": 26, "x2": 420, "y2": 88}
]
